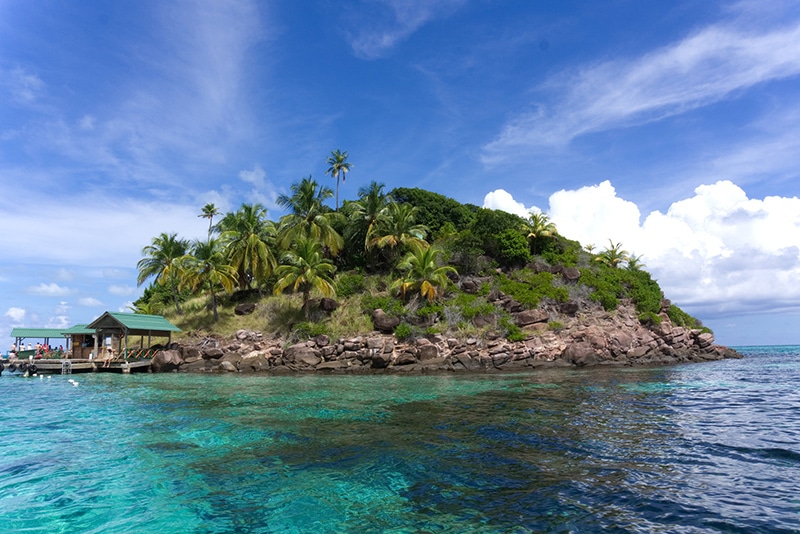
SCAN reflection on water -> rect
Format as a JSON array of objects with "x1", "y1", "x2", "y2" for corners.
[{"x1": 1, "y1": 348, "x2": 799, "y2": 532}]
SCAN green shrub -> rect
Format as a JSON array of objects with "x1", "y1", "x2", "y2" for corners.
[
  {"x1": 496, "y1": 229, "x2": 530, "y2": 267},
  {"x1": 638, "y1": 312, "x2": 662, "y2": 326},
  {"x1": 451, "y1": 292, "x2": 496, "y2": 320},
  {"x1": 335, "y1": 272, "x2": 365, "y2": 298},
  {"x1": 548, "y1": 321, "x2": 564, "y2": 331},
  {"x1": 394, "y1": 322, "x2": 414, "y2": 341},
  {"x1": 498, "y1": 314, "x2": 525, "y2": 342},
  {"x1": 667, "y1": 304, "x2": 707, "y2": 331},
  {"x1": 294, "y1": 321, "x2": 328, "y2": 340},
  {"x1": 361, "y1": 294, "x2": 404, "y2": 316},
  {"x1": 497, "y1": 270, "x2": 568, "y2": 308}
]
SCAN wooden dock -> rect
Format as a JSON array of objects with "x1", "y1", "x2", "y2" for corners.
[{"x1": 11, "y1": 358, "x2": 153, "y2": 375}]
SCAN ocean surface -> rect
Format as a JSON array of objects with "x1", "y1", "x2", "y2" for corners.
[{"x1": 1, "y1": 346, "x2": 798, "y2": 533}]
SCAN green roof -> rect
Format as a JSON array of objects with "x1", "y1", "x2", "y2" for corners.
[
  {"x1": 62, "y1": 324, "x2": 95, "y2": 335},
  {"x1": 88, "y1": 312, "x2": 181, "y2": 334},
  {"x1": 10, "y1": 327, "x2": 71, "y2": 339}
]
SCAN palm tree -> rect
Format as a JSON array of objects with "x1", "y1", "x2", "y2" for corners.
[
  {"x1": 325, "y1": 149, "x2": 352, "y2": 211},
  {"x1": 523, "y1": 212, "x2": 557, "y2": 255},
  {"x1": 198, "y1": 203, "x2": 221, "y2": 240},
  {"x1": 137, "y1": 232, "x2": 190, "y2": 314},
  {"x1": 276, "y1": 176, "x2": 344, "y2": 255},
  {"x1": 216, "y1": 203, "x2": 277, "y2": 291},
  {"x1": 344, "y1": 181, "x2": 391, "y2": 264},
  {"x1": 391, "y1": 243, "x2": 457, "y2": 302},
  {"x1": 273, "y1": 238, "x2": 337, "y2": 320},
  {"x1": 178, "y1": 239, "x2": 238, "y2": 322},
  {"x1": 596, "y1": 240, "x2": 629, "y2": 268},
  {"x1": 626, "y1": 254, "x2": 646, "y2": 271},
  {"x1": 368, "y1": 201, "x2": 429, "y2": 263}
]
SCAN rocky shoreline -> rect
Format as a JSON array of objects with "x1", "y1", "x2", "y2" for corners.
[{"x1": 151, "y1": 295, "x2": 741, "y2": 374}]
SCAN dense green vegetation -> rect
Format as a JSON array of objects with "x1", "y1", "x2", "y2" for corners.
[{"x1": 134, "y1": 150, "x2": 708, "y2": 341}]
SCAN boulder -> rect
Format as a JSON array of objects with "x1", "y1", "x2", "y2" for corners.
[
  {"x1": 371, "y1": 352, "x2": 392, "y2": 369},
  {"x1": 559, "y1": 301, "x2": 580, "y2": 315},
  {"x1": 283, "y1": 343, "x2": 322, "y2": 366},
  {"x1": 151, "y1": 350, "x2": 182, "y2": 372},
  {"x1": 320, "y1": 298, "x2": 339, "y2": 312},
  {"x1": 219, "y1": 361, "x2": 238, "y2": 372},
  {"x1": 417, "y1": 344, "x2": 439, "y2": 361},
  {"x1": 202, "y1": 347, "x2": 224, "y2": 360},
  {"x1": 515, "y1": 309, "x2": 549, "y2": 326},
  {"x1": 562, "y1": 342, "x2": 597, "y2": 366},
  {"x1": 562, "y1": 267, "x2": 581, "y2": 282},
  {"x1": 372, "y1": 309, "x2": 400, "y2": 333},
  {"x1": 234, "y1": 303, "x2": 256, "y2": 316}
]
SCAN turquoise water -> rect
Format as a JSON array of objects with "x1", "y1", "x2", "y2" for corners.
[{"x1": 1, "y1": 347, "x2": 799, "y2": 532}]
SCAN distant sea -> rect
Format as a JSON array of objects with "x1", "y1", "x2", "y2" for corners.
[{"x1": 1, "y1": 346, "x2": 798, "y2": 533}]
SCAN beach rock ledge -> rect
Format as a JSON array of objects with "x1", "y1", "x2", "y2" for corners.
[{"x1": 153, "y1": 299, "x2": 741, "y2": 374}]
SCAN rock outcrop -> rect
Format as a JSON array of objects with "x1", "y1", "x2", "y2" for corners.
[{"x1": 151, "y1": 300, "x2": 742, "y2": 374}]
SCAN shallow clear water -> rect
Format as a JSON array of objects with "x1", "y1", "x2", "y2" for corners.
[{"x1": 1, "y1": 347, "x2": 799, "y2": 533}]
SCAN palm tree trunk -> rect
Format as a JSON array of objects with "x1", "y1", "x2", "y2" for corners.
[
  {"x1": 302, "y1": 286, "x2": 311, "y2": 320},
  {"x1": 171, "y1": 276, "x2": 183, "y2": 315},
  {"x1": 210, "y1": 281, "x2": 219, "y2": 321}
]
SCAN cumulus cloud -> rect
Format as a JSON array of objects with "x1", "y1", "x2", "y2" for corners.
[
  {"x1": 28, "y1": 283, "x2": 71, "y2": 297},
  {"x1": 5, "y1": 307, "x2": 26, "y2": 323},
  {"x1": 483, "y1": 4, "x2": 800, "y2": 158},
  {"x1": 491, "y1": 180, "x2": 800, "y2": 320},
  {"x1": 483, "y1": 189, "x2": 541, "y2": 218},
  {"x1": 78, "y1": 297, "x2": 103, "y2": 307}
]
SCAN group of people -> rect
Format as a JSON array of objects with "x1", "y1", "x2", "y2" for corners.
[{"x1": 7, "y1": 342, "x2": 66, "y2": 360}]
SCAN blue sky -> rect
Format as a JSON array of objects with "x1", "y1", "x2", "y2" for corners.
[{"x1": 2, "y1": 0, "x2": 800, "y2": 347}]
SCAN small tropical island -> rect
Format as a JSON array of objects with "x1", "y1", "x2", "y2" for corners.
[{"x1": 135, "y1": 151, "x2": 740, "y2": 373}]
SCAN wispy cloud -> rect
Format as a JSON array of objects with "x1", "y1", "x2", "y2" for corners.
[
  {"x1": 28, "y1": 283, "x2": 71, "y2": 297},
  {"x1": 345, "y1": 0, "x2": 466, "y2": 59},
  {"x1": 483, "y1": 6, "x2": 800, "y2": 159},
  {"x1": 2, "y1": 67, "x2": 45, "y2": 105}
]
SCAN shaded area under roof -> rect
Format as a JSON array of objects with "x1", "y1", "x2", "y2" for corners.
[{"x1": 10, "y1": 327, "x2": 70, "y2": 340}]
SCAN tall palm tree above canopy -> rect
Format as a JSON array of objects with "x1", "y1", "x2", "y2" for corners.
[
  {"x1": 137, "y1": 232, "x2": 189, "y2": 314},
  {"x1": 273, "y1": 238, "x2": 337, "y2": 320},
  {"x1": 198, "y1": 203, "x2": 221, "y2": 240},
  {"x1": 216, "y1": 203, "x2": 277, "y2": 291},
  {"x1": 177, "y1": 238, "x2": 238, "y2": 322},
  {"x1": 325, "y1": 149, "x2": 352, "y2": 211},
  {"x1": 276, "y1": 176, "x2": 344, "y2": 255}
]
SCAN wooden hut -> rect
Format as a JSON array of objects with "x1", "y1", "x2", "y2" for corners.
[{"x1": 86, "y1": 312, "x2": 181, "y2": 363}]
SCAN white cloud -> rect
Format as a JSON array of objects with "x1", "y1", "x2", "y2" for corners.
[
  {"x1": 5, "y1": 307, "x2": 26, "y2": 322},
  {"x1": 482, "y1": 189, "x2": 540, "y2": 218},
  {"x1": 492, "y1": 180, "x2": 800, "y2": 320},
  {"x1": 3, "y1": 67, "x2": 45, "y2": 104},
  {"x1": 78, "y1": 297, "x2": 103, "y2": 307},
  {"x1": 239, "y1": 165, "x2": 266, "y2": 186},
  {"x1": 346, "y1": 0, "x2": 466, "y2": 59},
  {"x1": 483, "y1": 6, "x2": 800, "y2": 158},
  {"x1": 108, "y1": 285, "x2": 137, "y2": 297},
  {"x1": 54, "y1": 301, "x2": 70, "y2": 314},
  {"x1": 45, "y1": 315, "x2": 71, "y2": 330},
  {"x1": 28, "y1": 283, "x2": 71, "y2": 297},
  {"x1": 77, "y1": 115, "x2": 96, "y2": 130}
]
